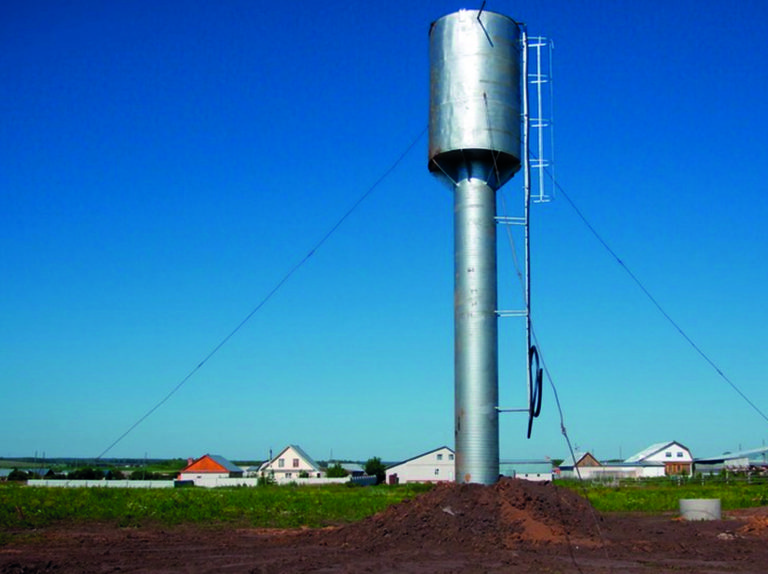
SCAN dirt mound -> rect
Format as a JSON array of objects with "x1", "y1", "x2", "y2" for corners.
[
  {"x1": 736, "y1": 508, "x2": 768, "y2": 537},
  {"x1": 7, "y1": 492, "x2": 768, "y2": 572},
  {"x1": 322, "y1": 477, "x2": 604, "y2": 552}
]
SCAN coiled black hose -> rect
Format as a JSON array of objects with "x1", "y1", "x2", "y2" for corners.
[{"x1": 527, "y1": 344, "x2": 543, "y2": 438}]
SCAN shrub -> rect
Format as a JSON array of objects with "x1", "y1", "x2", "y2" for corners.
[
  {"x1": 257, "y1": 474, "x2": 276, "y2": 486},
  {"x1": 364, "y1": 457, "x2": 386, "y2": 485},
  {"x1": 68, "y1": 467, "x2": 104, "y2": 480},
  {"x1": 326, "y1": 463, "x2": 348, "y2": 478},
  {"x1": 128, "y1": 470, "x2": 165, "y2": 481},
  {"x1": 7, "y1": 469, "x2": 29, "y2": 481}
]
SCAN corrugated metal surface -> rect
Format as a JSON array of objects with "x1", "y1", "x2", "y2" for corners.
[{"x1": 453, "y1": 178, "x2": 499, "y2": 485}]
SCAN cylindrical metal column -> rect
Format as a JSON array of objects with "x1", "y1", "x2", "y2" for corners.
[
  {"x1": 454, "y1": 178, "x2": 499, "y2": 484},
  {"x1": 428, "y1": 9, "x2": 522, "y2": 485}
]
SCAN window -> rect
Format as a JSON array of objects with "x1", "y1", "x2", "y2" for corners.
[
  {"x1": 448, "y1": 454, "x2": 454, "y2": 461},
  {"x1": 278, "y1": 458, "x2": 285, "y2": 468},
  {"x1": 437, "y1": 453, "x2": 443, "y2": 461},
  {"x1": 665, "y1": 452, "x2": 672, "y2": 458},
  {"x1": 677, "y1": 452, "x2": 683, "y2": 458},
  {"x1": 293, "y1": 458, "x2": 300, "y2": 468},
  {"x1": 285, "y1": 472, "x2": 292, "y2": 479}
]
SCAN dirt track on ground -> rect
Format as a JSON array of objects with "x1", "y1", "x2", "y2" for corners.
[{"x1": 3, "y1": 478, "x2": 768, "y2": 573}]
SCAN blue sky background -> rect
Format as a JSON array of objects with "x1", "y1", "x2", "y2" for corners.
[{"x1": 2, "y1": 0, "x2": 767, "y2": 463}]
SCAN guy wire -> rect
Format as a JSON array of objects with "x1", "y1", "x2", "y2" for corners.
[{"x1": 96, "y1": 126, "x2": 428, "y2": 459}]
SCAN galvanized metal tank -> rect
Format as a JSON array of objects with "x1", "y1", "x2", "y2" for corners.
[
  {"x1": 429, "y1": 10, "x2": 522, "y2": 190},
  {"x1": 428, "y1": 9, "x2": 523, "y2": 485}
]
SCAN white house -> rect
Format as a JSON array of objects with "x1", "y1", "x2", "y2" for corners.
[
  {"x1": 385, "y1": 446, "x2": 455, "y2": 484},
  {"x1": 500, "y1": 460, "x2": 553, "y2": 482},
  {"x1": 259, "y1": 445, "x2": 323, "y2": 483},
  {"x1": 624, "y1": 441, "x2": 693, "y2": 477},
  {"x1": 556, "y1": 442, "x2": 694, "y2": 480}
]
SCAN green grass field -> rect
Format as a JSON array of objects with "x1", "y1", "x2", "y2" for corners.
[
  {"x1": 0, "y1": 482, "x2": 432, "y2": 531},
  {"x1": 3, "y1": 477, "x2": 767, "y2": 540},
  {"x1": 557, "y1": 477, "x2": 768, "y2": 512}
]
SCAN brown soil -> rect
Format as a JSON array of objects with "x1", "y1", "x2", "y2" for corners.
[{"x1": 3, "y1": 478, "x2": 768, "y2": 573}]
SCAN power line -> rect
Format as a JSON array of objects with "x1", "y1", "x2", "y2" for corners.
[
  {"x1": 96, "y1": 126, "x2": 428, "y2": 459},
  {"x1": 553, "y1": 179, "x2": 768, "y2": 425}
]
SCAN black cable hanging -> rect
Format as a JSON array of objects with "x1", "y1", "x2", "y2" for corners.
[{"x1": 527, "y1": 343, "x2": 543, "y2": 438}]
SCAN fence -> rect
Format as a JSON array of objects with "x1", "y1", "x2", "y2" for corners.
[
  {"x1": 27, "y1": 475, "x2": 377, "y2": 488},
  {"x1": 28, "y1": 479, "x2": 174, "y2": 488}
]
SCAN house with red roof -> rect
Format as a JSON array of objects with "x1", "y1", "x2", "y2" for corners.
[{"x1": 178, "y1": 454, "x2": 244, "y2": 482}]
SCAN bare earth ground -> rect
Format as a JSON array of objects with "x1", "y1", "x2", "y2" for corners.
[{"x1": 3, "y1": 478, "x2": 768, "y2": 573}]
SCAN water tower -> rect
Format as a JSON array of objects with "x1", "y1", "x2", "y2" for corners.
[{"x1": 428, "y1": 9, "x2": 523, "y2": 485}]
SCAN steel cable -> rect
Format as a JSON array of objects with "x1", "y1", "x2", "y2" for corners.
[{"x1": 96, "y1": 126, "x2": 428, "y2": 459}]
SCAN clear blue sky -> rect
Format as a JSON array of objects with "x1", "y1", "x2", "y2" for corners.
[{"x1": 2, "y1": 0, "x2": 767, "y2": 463}]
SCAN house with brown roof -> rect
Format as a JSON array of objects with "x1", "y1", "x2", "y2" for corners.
[
  {"x1": 557, "y1": 452, "x2": 603, "y2": 479},
  {"x1": 558, "y1": 441, "x2": 694, "y2": 480},
  {"x1": 624, "y1": 441, "x2": 693, "y2": 477}
]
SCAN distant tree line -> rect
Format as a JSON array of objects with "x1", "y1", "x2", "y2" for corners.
[
  {"x1": 6, "y1": 457, "x2": 389, "y2": 484},
  {"x1": 5, "y1": 467, "x2": 178, "y2": 481}
]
